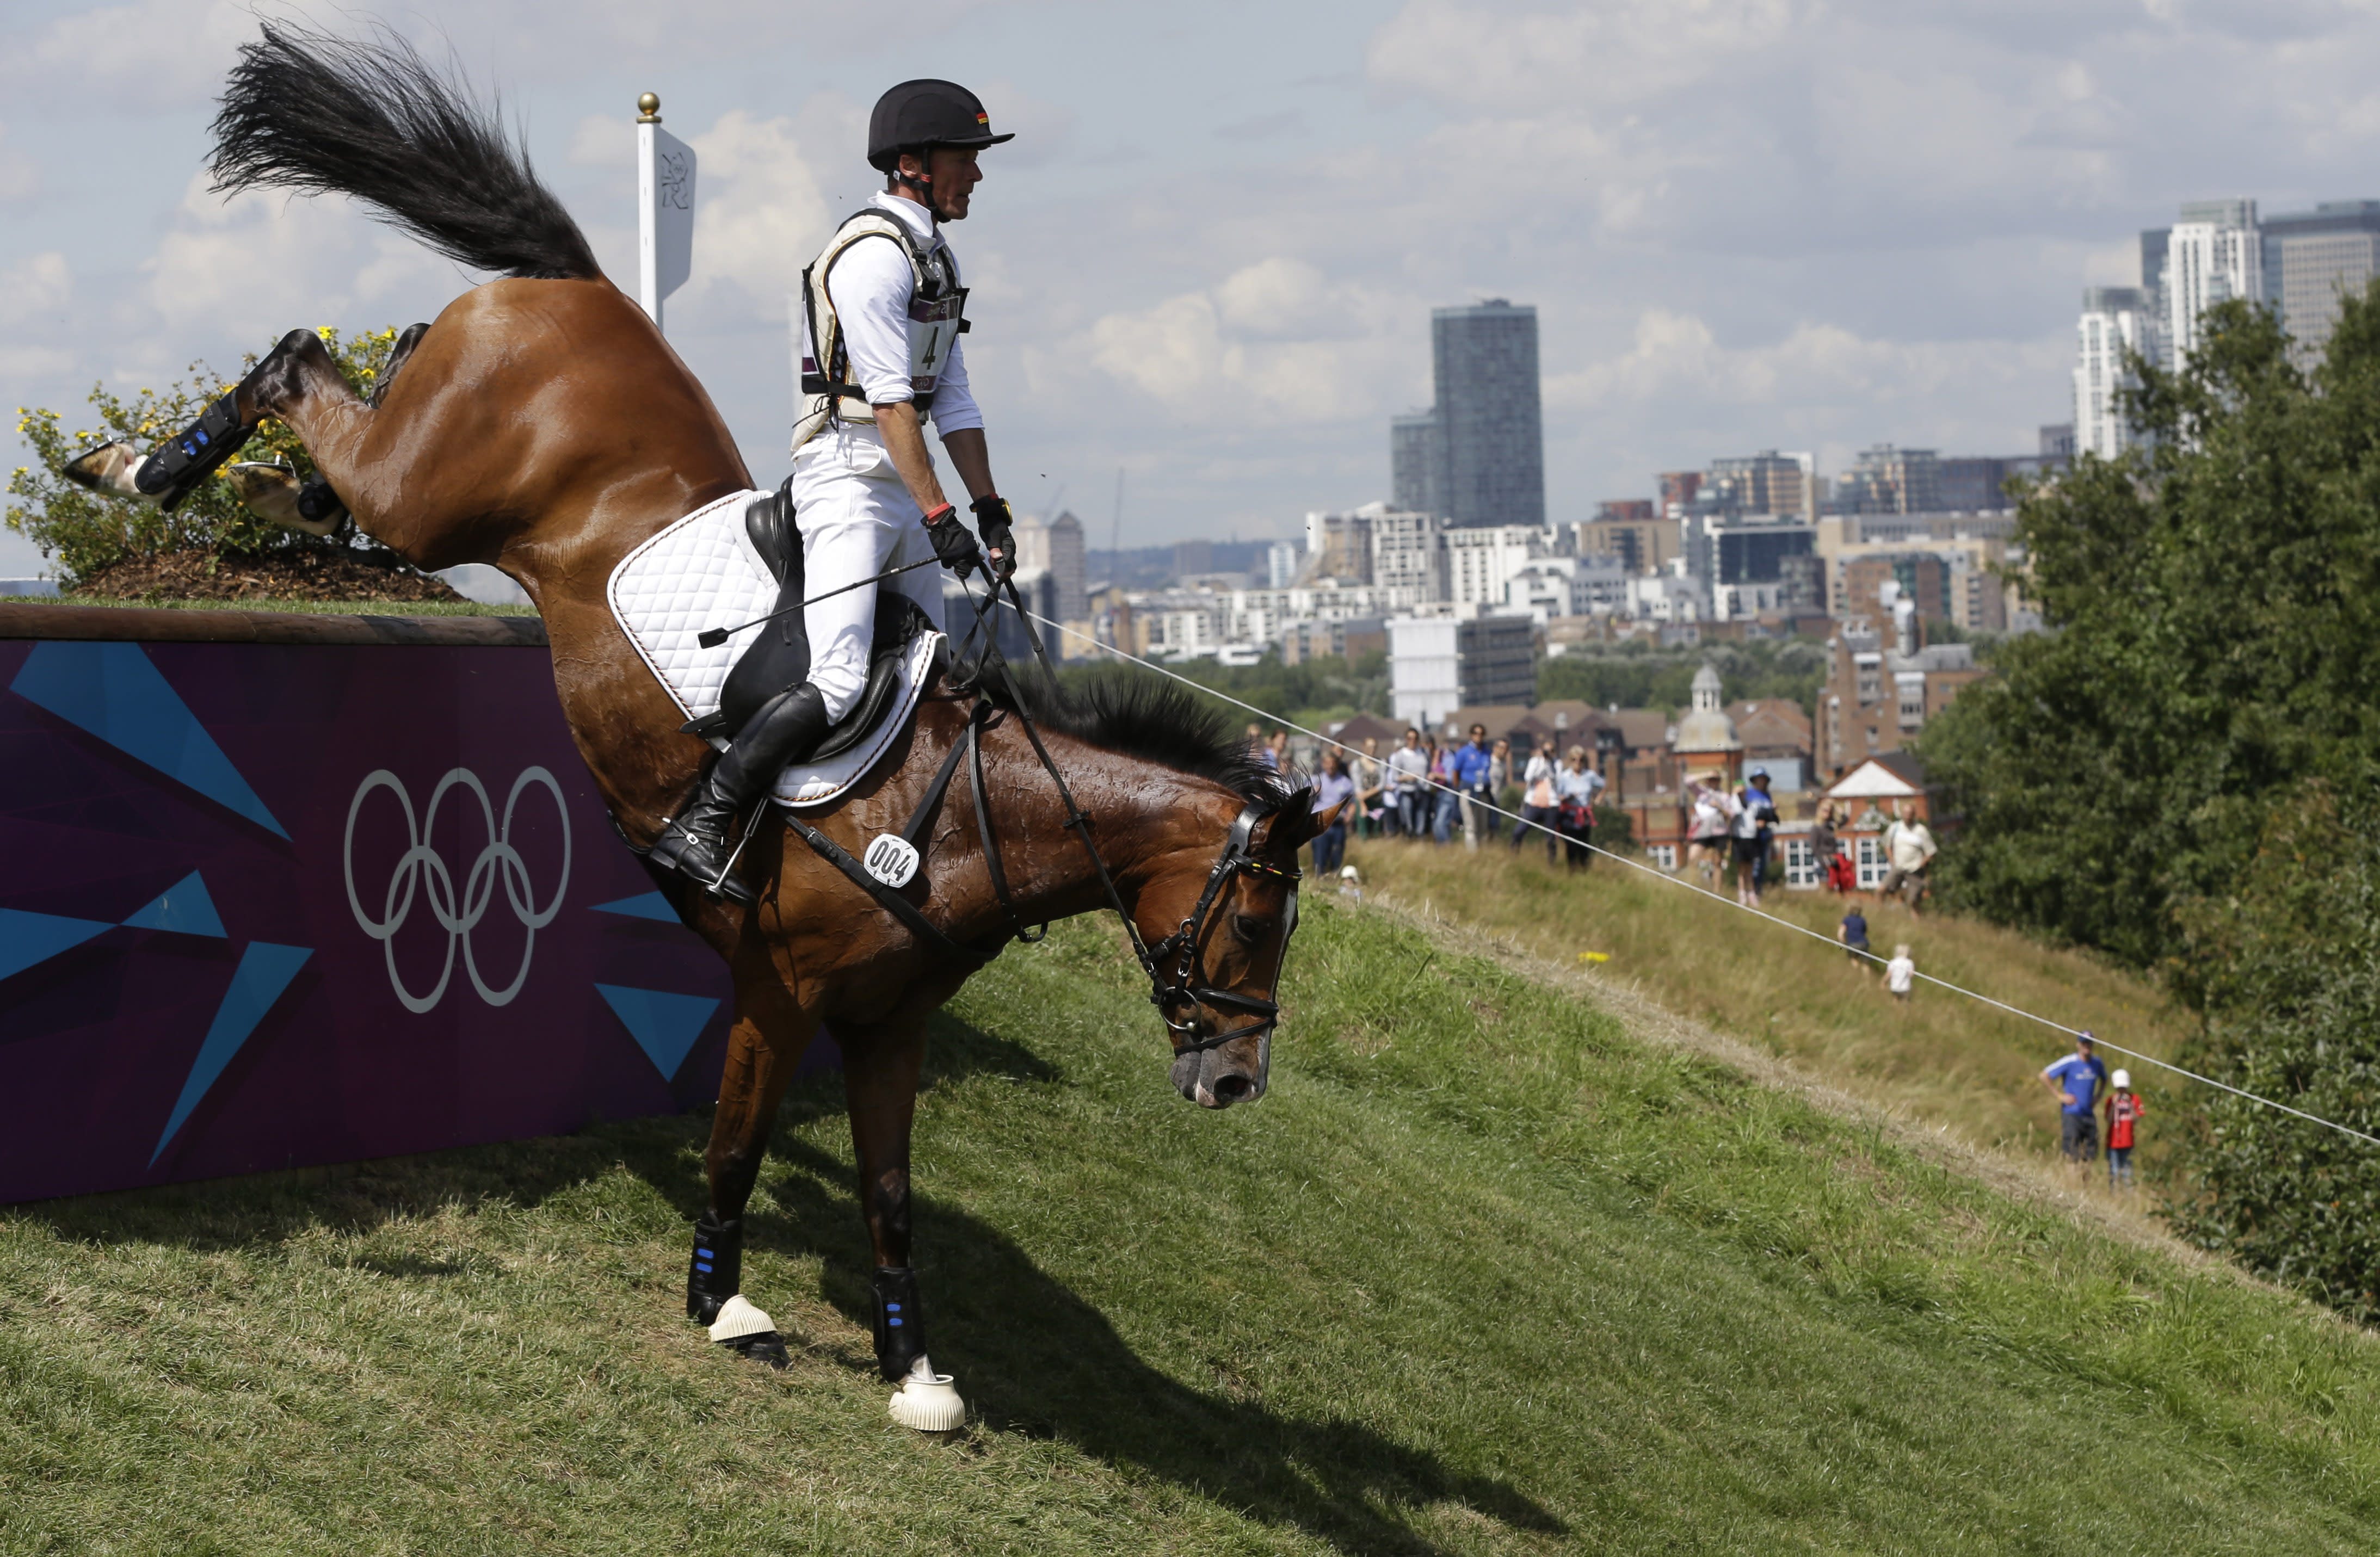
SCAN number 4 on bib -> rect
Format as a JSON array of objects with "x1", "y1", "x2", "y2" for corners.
[{"x1": 864, "y1": 833, "x2": 921, "y2": 889}]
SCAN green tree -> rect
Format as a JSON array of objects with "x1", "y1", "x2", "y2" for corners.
[
  {"x1": 1539, "y1": 637, "x2": 1829, "y2": 718},
  {"x1": 9, "y1": 328, "x2": 410, "y2": 586},
  {"x1": 1923, "y1": 292, "x2": 2380, "y2": 969}
]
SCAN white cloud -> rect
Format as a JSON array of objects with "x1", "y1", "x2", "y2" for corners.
[
  {"x1": 0, "y1": 252, "x2": 69, "y2": 327},
  {"x1": 0, "y1": 122, "x2": 35, "y2": 200}
]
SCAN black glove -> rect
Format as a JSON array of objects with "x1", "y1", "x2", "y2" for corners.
[
  {"x1": 969, "y1": 494, "x2": 1017, "y2": 583},
  {"x1": 924, "y1": 506, "x2": 982, "y2": 578}
]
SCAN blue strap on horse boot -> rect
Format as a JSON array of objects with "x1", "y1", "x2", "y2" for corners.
[
  {"x1": 685, "y1": 1212, "x2": 743, "y2": 1323},
  {"x1": 650, "y1": 681, "x2": 833, "y2": 905},
  {"x1": 871, "y1": 1265, "x2": 929, "y2": 1381},
  {"x1": 134, "y1": 388, "x2": 256, "y2": 512}
]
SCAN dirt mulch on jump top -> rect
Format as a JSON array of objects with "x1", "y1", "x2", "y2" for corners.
[{"x1": 69, "y1": 548, "x2": 464, "y2": 603}]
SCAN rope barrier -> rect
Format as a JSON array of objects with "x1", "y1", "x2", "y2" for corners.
[{"x1": 1014, "y1": 606, "x2": 2380, "y2": 1151}]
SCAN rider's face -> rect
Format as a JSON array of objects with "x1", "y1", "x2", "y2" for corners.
[{"x1": 928, "y1": 146, "x2": 982, "y2": 220}]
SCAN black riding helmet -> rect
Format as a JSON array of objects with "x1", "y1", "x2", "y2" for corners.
[{"x1": 867, "y1": 79, "x2": 1014, "y2": 180}]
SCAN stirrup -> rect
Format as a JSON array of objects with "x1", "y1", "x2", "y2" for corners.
[
  {"x1": 134, "y1": 390, "x2": 254, "y2": 512},
  {"x1": 651, "y1": 800, "x2": 760, "y2": 907}
]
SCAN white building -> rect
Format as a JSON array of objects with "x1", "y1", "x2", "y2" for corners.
[
  {"x1": 2167, "y1": 199, "x2": 2261, "y2": 362},
  {"x1": 1388, "y1": 611, "x2": 1537, "y2": 730},
  {"x1": 1265, "y1": 540, "x2": 1299, "y2": 589},
  {"x1": 1012, "y1": 510, "x2": 1088, "y2": 623},
  {"x1": 1503, "y1": 554, "x2": 1630, "y2": 621},
  {"x1": 1369, "y1": 509, "x2": 1447, "y2": 602},
  {"x1": 1444, "y1": 523, "x2": 1555, "y2": 608},
  {"x1": 2074, "y1": 286, "x2": 2156, "y2": 459},
  {"x1": 1627, "y1": 571, "x2": 1709, "y2": 623}
]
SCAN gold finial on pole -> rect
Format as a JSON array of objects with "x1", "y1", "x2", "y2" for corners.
[{"x1": 637, "y1": 92, "x2": 661, "y2": 123}]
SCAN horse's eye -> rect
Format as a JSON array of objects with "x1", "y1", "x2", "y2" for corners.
[{"x1": 1233, "y1": 914, "x2": 1272, "y2": 944}]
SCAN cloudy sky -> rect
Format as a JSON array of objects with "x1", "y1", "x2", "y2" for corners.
[{"x1": 7, "y1": 0, "x2": 2380, "y2": 576}]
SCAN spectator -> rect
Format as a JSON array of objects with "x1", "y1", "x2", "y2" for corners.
[
  {"x1": 1732, "y1": 767, "x2": 1780, "y2": 907},
  {"x1": 1512, "y1": 738, "x2": 1560, "y2": 864},
  {"x1": 1553, "y1": 744, "x2": 1603, "y2": 869},
  {"x1": 2103, "y1": 1069, "x2": 2144, "y2": 1190},
  {"x1": 1879, "y1": 801, "x2": 1938, "y2": 915},
  {"x1": 1451, "y1": 722, "x2": 1495, "y2": 851},
  {"x1": 1267, "y1": 728, "x2": 1290, "y2": 775},
  {"x1": 1685, "y1": 775, "x2": 1734, "y2": 887},
  {"x1": 1352, "y1": 737, "x2": 1388, "y2": 839},
  {"x1": 1388, "y1": 727, "x2": 1431, "y2": 839},
  {"x1": 2041, "y1": 1032, "x2": 2111, "y2": 1170},
  {"x1": 1885, "y1": 942, "x2": 1915, "y2": 1005},
  {"x1": 1429, "y1": 737, "x2": 1460, "y2": 844},
  {"x1": 1485, "y1": 737, "x2": 1513, "y2": 842},
  {"x1": 1310, "y1": 751, "x2": 1353, "y2": 877},
  {"x1": 1246, "y1": 722, "x2": 1268, "y2": 769},
  {"x1": 1811, "y1": 802, "x2": 1843, "y2": 894},
  {"x1": 1840, "y1": 903, "x2": 1872, "y2": 978}
]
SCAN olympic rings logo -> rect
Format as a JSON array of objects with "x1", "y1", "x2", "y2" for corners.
[{"x1": 343, "y1": 768, "x2": 572, "y2": 1014}]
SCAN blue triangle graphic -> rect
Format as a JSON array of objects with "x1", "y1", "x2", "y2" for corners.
[
  {"x1": 152, "y1": 942, "x2": 312, "y2": 1164},
  {"x1": 595, "y1": 983, "x2": 719, "y2": 1079},
  {"x1": 0, "y1": 907, "x2": 115, "y2": 983},
  {"x1": 119, "y1": 870, "x2": 227, "y2": 938},
  {"x1": 591, "y1": 891, "x2": 680, "y2": 923},
  {"x1": 10, "y1": 642, "x2": 288, "y2": 838}
]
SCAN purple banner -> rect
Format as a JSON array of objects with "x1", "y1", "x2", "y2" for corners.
[{"x1": 0, "y1": 625, "x2": 780, "y2": 1204}]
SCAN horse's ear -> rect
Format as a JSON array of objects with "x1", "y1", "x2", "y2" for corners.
[{"x1": 1256, "y1": 789, "x2": 1319, "y2": 853}]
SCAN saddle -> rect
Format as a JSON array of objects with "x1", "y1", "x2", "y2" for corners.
[{"x1": 679, "y1": 479, "x2": 937, "y2": 761}]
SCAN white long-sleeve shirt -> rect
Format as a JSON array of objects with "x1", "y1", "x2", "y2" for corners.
[{"x1": 809, "y1": 191, "x2": 984, "y2": 436}]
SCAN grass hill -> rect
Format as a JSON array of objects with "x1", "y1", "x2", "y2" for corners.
[
  {"x1": 4, "y1": 897, "x2": 2376, "y2": 1554},
  {"x1": 1345, "y1": 836, "x2": 2194, "y2": 1182}
]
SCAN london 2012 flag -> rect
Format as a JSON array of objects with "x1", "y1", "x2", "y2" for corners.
[{"x1": 637, "y1": 98, "x2": 696, "y2": 331}]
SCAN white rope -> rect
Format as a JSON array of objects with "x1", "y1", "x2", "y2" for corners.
[{"x1": 1017, "y1": 607, "x2": 2380, "y2": 1151}]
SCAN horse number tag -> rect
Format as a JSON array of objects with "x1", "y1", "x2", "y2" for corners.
[{"x1": 864, "y1": 833, "x2": 921, "y2": 889}]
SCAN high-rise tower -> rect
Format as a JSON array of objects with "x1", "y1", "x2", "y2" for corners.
[{"x1": 1429, "y1": 300, "x2": 1544, "y2": 529}]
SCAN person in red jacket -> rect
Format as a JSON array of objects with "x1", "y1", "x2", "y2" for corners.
[{"x1": 2102, "y1": 1068, "x2": 2145, "y2": 1190}]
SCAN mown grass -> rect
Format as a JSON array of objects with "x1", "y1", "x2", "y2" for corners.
[
  {"x1": 3, "y1": 900, "x2": 2373, "y2": 1554},
  {"x1": 8, "y1": 595, "x2": 538, "y2": 616},
  {"x1": 1347, "y1": 834, "x2": 2192, "y2": 1176}
]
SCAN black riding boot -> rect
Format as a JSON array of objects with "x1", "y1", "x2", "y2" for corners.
[{"x1": 650, "y1": 682, "x2": 833, "y2": 905}]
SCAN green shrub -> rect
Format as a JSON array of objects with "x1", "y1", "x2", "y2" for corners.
[
  {"x1": 8, "y1": 328, "x2": 407, "y2": 586},
  {"x1": 2165, "y1": 793, "x2": 2380, "y2": 1321}
]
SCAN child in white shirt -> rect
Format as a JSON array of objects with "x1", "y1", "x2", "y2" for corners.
[{"x1": 1886, "y1": 944, "x2": 1916, "y2": 1003}]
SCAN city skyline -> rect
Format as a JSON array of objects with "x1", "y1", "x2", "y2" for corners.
[{"x1": 13, "y1": 2, "x2": 2380, "y2": 577}]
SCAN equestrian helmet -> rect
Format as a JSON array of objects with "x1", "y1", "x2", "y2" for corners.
[{"x1": 868, "y1": 79, "x2": 1014, "y2": 172}]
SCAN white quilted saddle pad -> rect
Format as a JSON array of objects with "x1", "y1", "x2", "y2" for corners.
[{"x1": 607, "y1": 490, "x2": 944, "y2": 812}]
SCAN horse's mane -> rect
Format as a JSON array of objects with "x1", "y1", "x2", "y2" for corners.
[{"x1": 988, "y1": 666, "x2": 1290, "y2": 804}]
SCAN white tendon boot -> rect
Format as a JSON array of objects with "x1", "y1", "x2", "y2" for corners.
[{"x1": 888, "y1": 1354, "x2": 966, "y2": 1431}]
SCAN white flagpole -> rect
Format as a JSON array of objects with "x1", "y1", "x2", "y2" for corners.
[{"x1": 636, "y1": 92, "x2": 662, "y2": 328}]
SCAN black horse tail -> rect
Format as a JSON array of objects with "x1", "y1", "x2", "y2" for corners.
[{"x1": 209, "y1": 23, "x2": 601, "y2": 283}]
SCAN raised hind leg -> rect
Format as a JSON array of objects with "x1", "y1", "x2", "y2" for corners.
[{"x1": 61, "y1": 328, "x2": 369, "y2": 524}]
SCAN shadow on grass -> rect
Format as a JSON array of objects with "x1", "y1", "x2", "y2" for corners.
[{"x1": 19, "y1": 1010, "x2": 1561, "y2": 1555}]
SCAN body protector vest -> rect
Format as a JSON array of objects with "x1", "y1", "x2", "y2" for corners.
[{"x1": 794, "y1": 207, "x2": 970, "y2": 453}]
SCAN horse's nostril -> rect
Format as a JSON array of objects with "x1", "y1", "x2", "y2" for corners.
[{"x1": 1213, "y1": 1074, "x2": 1254, "y2": 1103}]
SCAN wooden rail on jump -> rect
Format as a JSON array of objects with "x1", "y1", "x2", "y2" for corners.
[{"x1": 0, "y1": 602, "x2": 549, "y2": 647}]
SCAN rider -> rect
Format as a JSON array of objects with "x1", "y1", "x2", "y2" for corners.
[{"x1": 651, "y1": 79, "x2": 1019, "y2": 903}]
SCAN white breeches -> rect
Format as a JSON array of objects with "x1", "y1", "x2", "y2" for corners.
[{"x1": 788, "y1": 426, "x2": 948, "y2": 722}]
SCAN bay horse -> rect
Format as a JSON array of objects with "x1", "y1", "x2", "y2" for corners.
[{"x1": 71, "y1": 27, "x2": 1334, "y2": 1426}]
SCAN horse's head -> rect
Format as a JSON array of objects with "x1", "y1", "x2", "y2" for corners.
[{"x1": 1136, "y1": 786, "x2": 1337, "y2": 1109}]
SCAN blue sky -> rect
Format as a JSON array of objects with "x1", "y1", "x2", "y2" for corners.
[{"x1": 9, "y1": 0, "x2": 2380, "y2": 576}]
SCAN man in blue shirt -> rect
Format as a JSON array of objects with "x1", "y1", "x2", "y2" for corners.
[
  {"x1": 1450, "y1": 722, "x2": 1496, "y2": 851},
  {"x1": 2041, "y1": 1032, "x2": 2112, "y2": 1168}
]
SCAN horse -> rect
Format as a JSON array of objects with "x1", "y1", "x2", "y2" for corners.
[{"x1": 66, "y1": 25, "x2": 1336, "y2": 1427}]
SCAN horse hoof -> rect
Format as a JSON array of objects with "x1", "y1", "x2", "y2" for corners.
[
  {"x1": 60, "y1": 441, "x2": 148, "y2": 501},
  {"x1": 224, "y1": 462, "x2": 344, "y2": 536},
  {"x1": 706, "y1": 1293, "x2": 790, "y2": 1369},
  {"x1": 889, "y1": 1371, "x2": 966, "y2": 1432}
]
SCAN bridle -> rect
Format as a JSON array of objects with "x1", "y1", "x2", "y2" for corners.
[{"x1": 1140, "y1": 800, "x2": 1303, "y2": 1076}]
